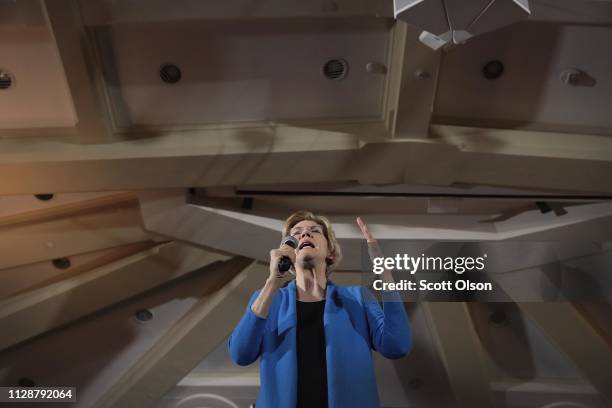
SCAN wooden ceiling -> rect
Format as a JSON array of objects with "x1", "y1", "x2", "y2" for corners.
[{"x1": 1, "y1": 1, "x2": 612, "y2": 407}]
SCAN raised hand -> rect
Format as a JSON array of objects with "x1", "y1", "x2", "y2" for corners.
[
  {"x1": 357, "y1": 216, "x2": 385, "y2": 261},
  {"x1": 356, "y1": 216, "x2": 376, "y2": 243}
]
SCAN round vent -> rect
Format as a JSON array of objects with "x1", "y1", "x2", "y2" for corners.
[
  {"x1": 322, "y1": 58, "x2": 349, "y2": 80},
  {"x1": 160, "y1": 64, "x2": 182, "y2": 84},
  {"x1": 52, "y1": 257, "x2": 71, "y2": 270},
  {"x1": 135, "y1": 309, "x2": 154, "y2": 323},
  {"x1": 34, "y1": 194, "x2": 54, "y2": 201},
  {"x1": 482, "y1": 60, "x2": 504, "y2": 80},
  {"x1": 0, "y1": 70, "x2": 13, "y2": 90}
]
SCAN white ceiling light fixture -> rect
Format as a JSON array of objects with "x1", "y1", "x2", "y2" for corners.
[{"x1": 394, "y1": 0, "x2": 531, "y2": 50}]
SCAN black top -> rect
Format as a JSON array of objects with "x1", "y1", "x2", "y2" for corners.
[{"x1": 296, "y1": 299, "x2": 328, "y2": 408}]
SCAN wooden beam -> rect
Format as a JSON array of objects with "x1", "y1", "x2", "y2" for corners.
[
  {"x1": 1, "y1": 127, "x2": 612, "y2": 193},
  {"x1": 519, "y1": 302, "x2": 612, "y2": 404},
  {"x1": 0, "y1": 242, "x2": 230, "y2": 351},
  {"x1": 430, "y1": 125, "x2": 612, "y2": 162},
  {"x1": 387, "y1": 303, "x2": 458, "y2": 407},
  {"x1": 138, "y1": 192, "x2": 612, "y2": 274},
  {"x1": 0, "y1": 201, "x2": 152, "y2": 269},
  {"x1": 383, "y1": 20, "x2": 407, "y2": 134},
  {"x1": 386, "y1": 23, "x2": 441, "y2": 139},
  {"x1": 91, "y1": 258, "x2": 263, "y2": 408},
  {"x1": 138, "y1": 190, "x2": 381, "y2": 270},
  {"x1": 78, "y1": 0, "x2": 391, "y2": 25},
  {"x1": 0, "y1": 123, "x2": 370, "y2": 162},
  {"x1": 0, "y1": 240, "x2": 154, "y2": 300},
  {"x1": 0, "y1": 192, "x2": 136, "y2": 228},
  {"x1": 503, "y1": 213, "x2": 612, "y2": 241},
  {"x1": 422, "y1": 302, "x2": 494, "y2": 407},
  {"x1": 403, "y1": 146, "x2": 612, "y2": 194}
]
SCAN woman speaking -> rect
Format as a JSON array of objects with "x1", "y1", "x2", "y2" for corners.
[{"x1": 228, "y1": 211, "x2": 412, "y2": 408}]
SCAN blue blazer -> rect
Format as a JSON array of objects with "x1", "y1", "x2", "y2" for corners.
[{"x1": 228, "y1": 280, "x2": 412, "y2": 408}]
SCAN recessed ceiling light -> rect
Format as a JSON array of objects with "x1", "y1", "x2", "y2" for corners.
[
  {"x1": 0, "y1": 69, "x2": 14, "y2": 90},
  {"x1": 160, "y1": 64, "x2": 182, "y2": 84}
]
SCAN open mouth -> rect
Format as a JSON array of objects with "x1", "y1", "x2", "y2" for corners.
[{"x1": 299, "y1": 241, "x2": 315, "y2": 250}]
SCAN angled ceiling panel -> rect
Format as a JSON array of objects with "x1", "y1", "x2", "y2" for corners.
[
  {"x1": 96, "y1": 17, "x2": 391, "y2": 127},
  {"x1": 0, "y1": 22, "x2": 76, "y2": 129},
  {"x1": 434, "y1": 22, "x2": 612, "y2": 134}
]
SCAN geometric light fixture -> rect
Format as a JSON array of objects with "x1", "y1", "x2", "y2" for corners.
[{"x1": 394, "y1": 0, "x2": 531, "y2": 50}]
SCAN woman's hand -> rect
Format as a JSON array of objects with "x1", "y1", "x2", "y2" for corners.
[
  {"x1": 268, "y1": 243, "x2": 296, "y2": 283},
  {"x1": 357, "y1": 216, "x2": 383, "y2": 259},
  {"x1": 357, "y1": 217, "x2": 393, "y2": 283},
  {"x1": 251, "y1": 243, "x2": 295, "y2": 319},
  {"x1": 356, "y1": 216, "x2": 376, "y2": 243}
]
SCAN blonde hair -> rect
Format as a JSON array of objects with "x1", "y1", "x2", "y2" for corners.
[{"x1": 282, "y1": 210, "x2": 343, "y2": 275}]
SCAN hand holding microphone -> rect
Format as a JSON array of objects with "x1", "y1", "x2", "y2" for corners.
[{"x1": 268, "y1": 236, "x2": 298, "y2": 282}]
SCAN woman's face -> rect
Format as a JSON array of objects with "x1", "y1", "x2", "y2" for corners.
[{"x1": 289, "y1": 220, "x2": 330, "y2": 267}]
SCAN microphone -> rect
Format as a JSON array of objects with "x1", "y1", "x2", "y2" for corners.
[{"x1": 278, "y1": 236, "x2": 298, "y2": 273}]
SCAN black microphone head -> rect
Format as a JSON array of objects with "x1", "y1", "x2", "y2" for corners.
[
  {"x1": 278, "y1": 236, "x2": 298, "y2": 274},
  {"x1": 281, "y1": 236, "x2": 299, "y2": 249}
]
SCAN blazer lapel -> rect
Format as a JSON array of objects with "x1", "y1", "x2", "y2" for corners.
[
  {"x1": 324, "y1": 280, "x2": 340, "y2": 326},
  {"x1": 277, "y1": 280, "x2": 297, "y2": 335}
]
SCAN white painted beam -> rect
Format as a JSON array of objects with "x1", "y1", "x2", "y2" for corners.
[
  {"x1": 41, "y1": 0, "x2": 110, "y2": 141},
  {"x1": 138, "y1": 192, "x2": 612, "y2": 273},
  {"x1": 1, "y1": 128, "x2": 612, "y2": 194},
  {"x1": 422, "y1": 302, "x2": 494, "y2": 407},
  {"x1": 431, "y1": 125, "x2": 612, "y2": 162},
  {"x1": 519, "y1": 303, "x2": 612, "y2": 404},
  {"x1": 387, "y1": 22, "x2": 441, "y2": 138},
  {"x1": 91, "y1": 257, "x2": 262, "y2": 408}
]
